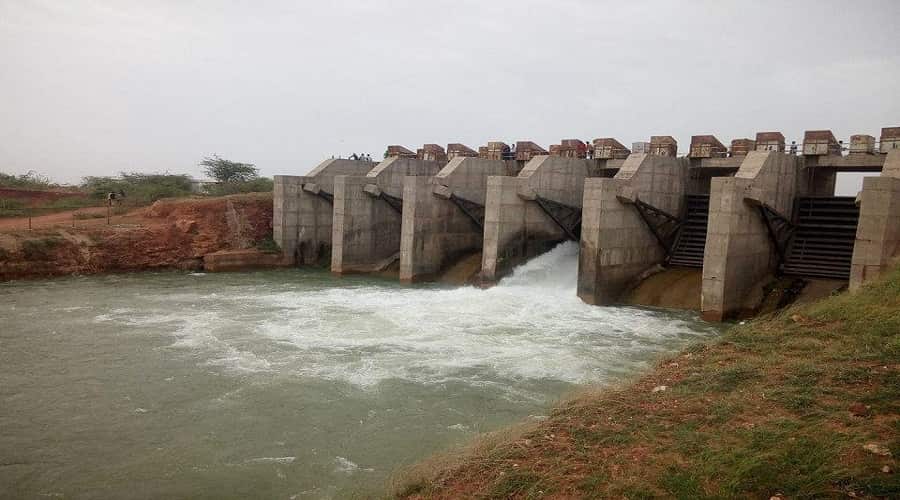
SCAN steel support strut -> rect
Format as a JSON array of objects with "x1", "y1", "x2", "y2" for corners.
[
  {"x1": 620, "y1": 196, "x2": 682, "y2": 256},
  {"x1": 377, "y1": 192, "x2": 404, "y2": 214},
  {"x1": 533, "y1": 196, "x2": 582, "y2": 241},
  {"x1": 746, "y1": 198, "x2": 794, "y2": 264},
  {"x1": 448, "y1": 194, "x2": 486, "y2": 229}
]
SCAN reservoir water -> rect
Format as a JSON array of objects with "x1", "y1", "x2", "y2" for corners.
[{"x1": 0, "y1": 243, "x2": 719, "y2": 498}]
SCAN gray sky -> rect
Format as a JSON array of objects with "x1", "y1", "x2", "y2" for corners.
[{"x1": 1, "y1": 0, "x2": 898, "y2": 190}]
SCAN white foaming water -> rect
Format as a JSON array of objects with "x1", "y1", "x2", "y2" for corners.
[
  {"x1": 94, "y1": 242, "x2": 717, "y2": 393},
  {"x1": 1, "y1": 245, "x2": 721, "y2": 498}
]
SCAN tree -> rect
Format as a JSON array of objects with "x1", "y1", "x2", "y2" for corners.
[{"x1": 200, "y1": 155, "x2": 259, "y2": 183}]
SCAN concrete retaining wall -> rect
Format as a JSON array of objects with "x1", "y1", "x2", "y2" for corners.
[
  {"x1": 480, "y1": 156, "x2": 594, "y2": 281},
  {"x1": 273, "y1": 159, "x2": 373, "y2": 265},
  {"x1": 577, "y1": 154, "x2": 688, "y2": 305},
  {"x1": 203, "y1": 249, "x2": 291, "y2": 272},
  {"x1": 849, "y1": 150, "x2": 900, "y2": 291},
  {"x1": 331, "y1": 157, "x2": 444, "y2": 274},
  {"x1": 399, "y1": 158, "x2": 514, "y2": 282},
  {"x1": 700, "y1": 151, "x2": 799, "y2": 321}
]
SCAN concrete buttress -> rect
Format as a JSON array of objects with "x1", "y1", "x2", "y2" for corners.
[
  {"x1": 480, "y1": 156, "x2": 595, "y2": 281},
  {"x1": 577, "y1": 154, "x2": 688, "y2": 305},
  {"x1": 331, "y1": 157, "x2": 444, "y2": 274},
  {"x1": 399, "y1": 158, "x2": 516, "y2": 282},
  {"x1": 700, "y1": 151, "x2": 800, "y2": 321},
  {"x1": 849, "y1": 150, "x2": 900, "y2": 291},
  {"x1": 273, "y1": 159, "x2": 374, "y2": 265}
]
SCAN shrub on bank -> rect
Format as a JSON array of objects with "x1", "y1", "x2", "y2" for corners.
[
  {"x1": 81, "y1": 173, "x2": 194, "y2": 206},
  {"x1": 205, "y1": 177, "x2": 274, "y2": 196},
  {"x1": 0, "y1": 171, "x2": 58, "y2": 190},
  {"x1": 20, "y1": 237, "x2": 63, "y2": 261}
]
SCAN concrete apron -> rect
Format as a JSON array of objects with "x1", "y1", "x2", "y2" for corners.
[
  {"x1": 273, "y1": 159, "x2": 374, "y2": 266},
  {"x1": 479, "y1": 156, "x2": 596, "y2": 282},
  {"x1": 330, "y1": 157, "x2": 445, "y2": 275},
  {"x1": 577, "y1": 154, "x2": 689, "y2": 306},
  {"x1": 399, "y1": 158, "x2": 518, "y2": 283}
]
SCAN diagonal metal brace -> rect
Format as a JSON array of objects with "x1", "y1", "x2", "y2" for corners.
[
  {"x1": 303, "y1": 183, "x2": 334, "y2": 203},
  {"x1": 375, "y1": 192, "x2": 404, "y2": 214},
  {"x1": 746, "y1": 198, "x2": 794, "y2": 263},
  {"x1": 534, "y1": 196, "x2": 582, "y2": 241},
  {"x1": 448, "y1": 194, "x2": 486, "y2": 229},
  {"x1": 363, "y1": 184, "x2": 404, "y2": 214},
  {"x1": 620, "y1": 195, "x2": 682, "y2": 255}
]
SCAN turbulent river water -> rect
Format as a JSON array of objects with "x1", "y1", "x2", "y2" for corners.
[{"x1": 0, "y1": 242, "x2": 720, "y2": 499}]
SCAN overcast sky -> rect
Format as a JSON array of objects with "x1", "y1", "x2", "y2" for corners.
[{"x1": 1, "y1": 0, "x2": 898, "y2": 190}]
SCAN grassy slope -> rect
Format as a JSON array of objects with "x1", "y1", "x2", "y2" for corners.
[{"x1": 396, "y1": 267, "x2": 900, "y2": 499}]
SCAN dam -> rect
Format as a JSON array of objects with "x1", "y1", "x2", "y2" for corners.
[{"x1": 274, "y1": 126, "x2": 900, "y2": 320}]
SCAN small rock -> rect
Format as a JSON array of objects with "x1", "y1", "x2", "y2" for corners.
[
  {"x1": 652, "y1": 385, "x2": 667, "y2": 393},
  {"x1": 883, "y1": 465, "x2": 891, "y2": 473},
  {"x1": 849, "y1": 403, "x2": 871, "y2": 417},
  {"x1": 791, "y1": 314, "x2": 803, "y2": 323},
  {"x1": 863, "y1": 443, "x2": 892, "y2": 457}
]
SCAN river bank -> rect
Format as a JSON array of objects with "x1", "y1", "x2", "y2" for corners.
[
  {"x1": 395, "y1": 265, "x2": 900, "y2": 498},
  {"x1": 0, "y1": 193, "x2": 278, "y2": 281}
]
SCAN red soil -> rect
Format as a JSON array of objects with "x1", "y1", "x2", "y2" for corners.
[{"x1": 0, "y1": 193, "x2": 274, "y2": 281}]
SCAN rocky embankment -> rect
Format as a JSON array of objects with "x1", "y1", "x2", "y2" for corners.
[{"x1": 0, "y1": 193, "x2": 279, "y2": 281}]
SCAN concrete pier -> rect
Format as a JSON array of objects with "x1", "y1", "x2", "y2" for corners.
[
  {"x1": 577, "y1": 154, "x2": 688, "y2": 305},
  {"x1": 700, "y1": 151, "x2": 800, "y2": 321},
  {"x1": 480, "y1": 155, "x2": 596, "y2": 281},
  {"x1": 849, "y1": 150, "x2": 900, "y2": 291},
  {"x1": 331, "y1": 157, "x2": 444, "y2": 274},
  {"x1": 399, "y1": 157, "x2": 517, "y2": 282},
  {"x1": 273, "y1": 159, "x2": 374, "y2": 265}
]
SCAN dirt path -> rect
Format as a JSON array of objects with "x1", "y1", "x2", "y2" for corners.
[{"x1": 0, "y1": 206, "x2": 153, "y2": 231}]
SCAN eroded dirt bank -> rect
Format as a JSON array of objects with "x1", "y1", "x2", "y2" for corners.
[{"x1": 0, "y1": 193, "x2": 275, "y2": 281}]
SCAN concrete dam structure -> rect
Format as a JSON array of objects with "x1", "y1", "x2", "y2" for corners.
[
  {"x1": 398, "y1": 156, "x2": 518, "y2": 282},
  {"x1": 331, "y1": 152, "x2": 445, "y2": 274},
  {"x1": 480, "y1": 139, "x2": 627, "y2": 281},
  {"x1": 273, "y1": 126, "x2": 900, "y2": 321},
  {"x1": 273, "y1": 159, "x2": 374, "y2": 265}
]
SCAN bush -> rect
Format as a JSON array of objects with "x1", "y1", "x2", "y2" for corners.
[
  {"x1": 0, "y1": 171, "x2": 57, "y2": 190},
  {"x1": 21, "y1": 237, "x2": 62, "y2": 260},
  {"x1": 205, "y1": 177, "x2": 274, "y2": 196},
  {"x1": 80, "y1": 173, "x2": 193, "y2": 206},
  {"x1": 255, "y1": 235, "x2": 281, "y2": 253}
]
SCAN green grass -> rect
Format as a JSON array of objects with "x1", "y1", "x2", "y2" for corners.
[{"x1": 0, "y1": 197, "x2": 26, "y2": 217}]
